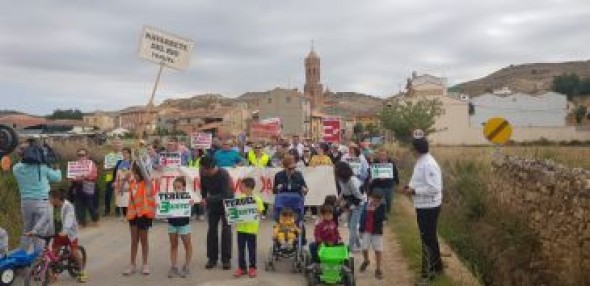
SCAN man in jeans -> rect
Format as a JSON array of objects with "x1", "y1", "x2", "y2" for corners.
[
  {"x1": 13, "y1": 140, "x2": 62, "y2": 251},
  {"x1": 200, "y1": 156, "x2": 234, "y2": 270},
  {"x1": 402, "y1": 137, "x2": 443, "y2": 280}
]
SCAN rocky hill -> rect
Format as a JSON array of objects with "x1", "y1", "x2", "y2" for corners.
[
  {"x1": 159, "y1": 94, "x2": 234, "y2": 109},
  {"x1": 453, "y1": 60, "x2": 590, "y2": 96}
]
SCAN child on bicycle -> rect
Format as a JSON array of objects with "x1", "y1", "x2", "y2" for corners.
[
  {"x1": 233, "y1": 177, "x2": 265, "y2": 278},
  {"x1": 308, "y1": 205, "x2": 342, "y2": 270},
  {"x1": 49, "y1": 189, "x2": 87, "y2": 283},
  {"x1": 167, "y1": 177, "x2": 193, "y2": 278},
  {"x1": 272, "y1": 208, "x2": 300, "y2": 250}
]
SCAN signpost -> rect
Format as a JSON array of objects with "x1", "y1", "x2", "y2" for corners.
[
  {"x1": 156, "y1": 192, "x2": 192, "y2": 219},
  {"x1": 483, "y1": 117, "x2": 513, "y2": 145},
  {"x1": 223, "y1": 197, "x2": 260, "y2": 225},
  {"x1": 191, "y1": 132, "x2": 212, "y2": 149},
  {"x1": 370, "y1": 163, "x2": 394, "y2": 179}
]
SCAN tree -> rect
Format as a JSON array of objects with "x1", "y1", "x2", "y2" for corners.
[
  {"x1": 574, "y1": 105, "x2": 587, "y2": 124},
  {"x1": 353, "y1": 123, "x2": 364, "y2": 140},
  {"x1": 379, "y1": 97, "x2": 444, "y2": 144},
  {"x1": 47, "y1": 108, "x2": 83, "y2": 120},
  {"x1": 552, "y1": 73, "x2": 581, "y2": 100}
]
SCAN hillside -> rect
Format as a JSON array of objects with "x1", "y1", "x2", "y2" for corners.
[
  {"x1": 322, "y1": 92, "x2": 384, "y2": 117},
  {"x1": 453, "y1": 60, "x2": 590, "y2": 96},
  {"x1": 159, "y1": 93, "x2": 234, "y2": 109}
]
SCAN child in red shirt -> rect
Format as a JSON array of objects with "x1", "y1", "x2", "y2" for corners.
[{"x1": 308, "y1": 205, "x2": 341, "y2": 269}]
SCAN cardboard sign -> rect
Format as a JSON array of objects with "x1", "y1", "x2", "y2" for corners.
[
  {"x1": 138, "y1": 26, "x2": 194, "y2": 71},
  {"x1": 156, "y1": 192, "x2": 192, "y2": 219},
  {"x1": 345, "y1": 158, "x2": 361, "y2": 175},
  {"x1": 371, "y1": 163, "x2": 394, "y2": 179},
  {"x1": 104, "y1": 153, "x2": 123, "y2": 169},
  {"x1": 159, "y1": 152, "x2": 182, "y2": 169},
  {"x1": 223, "y1": 196, "x2": 260, "y2": 225},
  {"x1": 191, "y1": 132, "x2": 212, "y2": 149},
  {"x1": 67, "y1": 160, "x2": 91, "y2": 179}
]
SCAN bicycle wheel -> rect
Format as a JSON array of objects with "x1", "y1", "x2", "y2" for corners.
[
  {"x1": 24, "y1": 257, "x2": 50, "y2": 286},
  {"x1": 67, "y1": 246, "x2": 87, "y2": 278}
]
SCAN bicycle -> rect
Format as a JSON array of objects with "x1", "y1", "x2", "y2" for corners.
[{"x1": 24, "y1": 235, "x2": 87, "y2": 286}]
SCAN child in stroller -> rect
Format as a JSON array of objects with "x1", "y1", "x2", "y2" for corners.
[{"x1": 272, "y1": 208, "x2": 300, "y2": 251}]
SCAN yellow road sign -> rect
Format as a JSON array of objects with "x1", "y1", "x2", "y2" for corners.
[{"x1": 483, "y1": 117, "x2": 512, "y2": 145}]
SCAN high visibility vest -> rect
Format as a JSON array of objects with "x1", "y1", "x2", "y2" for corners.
[
  {"x1": 247, "y1": 150, "x2": 269, "y2": 167},
  {"x1": 127, "y1": 181, "x2": 156, "y2": 220},
  {"x1": 188, "y1": 157, "x2": 201, "y2": 169}
]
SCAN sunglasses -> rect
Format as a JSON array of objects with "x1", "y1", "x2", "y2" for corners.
[
  {"x1": 77, "y1": 153, "x2": 86, "y2": 157},
  {"x1": 254, "y1": 146, "x2": 262, "y2": 149}
]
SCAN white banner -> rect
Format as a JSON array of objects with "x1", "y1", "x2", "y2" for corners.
[
  {"x1": 370, "y1": 163, "x2": 394, "y2": 179},
  {"x1": 67, "y1": 160, "x2": 91, "y2": 179},
  {"x1": 104, "y1": 153, "x2": 123, "y2": 169},
  {"x1": 149, "y1": 166, "x2": 337, "y2": 206},
  {"x1": 223, "y1": 197, "x2": 260, "y2": 224},
  {"x1": 191, "y1": 132, "x2": 212, "y2": 149},
  {"x1": 159, "y1": 152, "x2": 182, "y2": 170},
  {"x1": 138, "y1": 26, "x2": 194, "y2": 71}
]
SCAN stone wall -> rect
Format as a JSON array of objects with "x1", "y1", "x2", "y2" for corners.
[{"x1": 490, "y1": 155, "x2": 590, "y2": 285}]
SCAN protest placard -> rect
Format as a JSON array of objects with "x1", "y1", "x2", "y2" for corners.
[
  {"x1": 191, "y1": 132, "x2": 212, "y2": 149},
  {"x1": 370, "y1": 163, "x2": 394, "y2": 179},
  {"x1": 159, "y1": 152, "x2": 182, "y2": 169},
  {"x1": 67, "y1": 160, "x2": 91, "y2": 179},
  {"x1": 138, "y1": 26, "x2": 194, "y2": 71},
  {"x1": 345, "y1": 158, "x2": 361, "y2": 175},
  {"x1": 223, "y1": 196, "x2": 260, "y2": 224},
  {"x1": 156, "y1": 192, "x2": 192, "y2": 219},
  {"x1": 104, "y1": 153, "x2": 123, "y2": 169}
]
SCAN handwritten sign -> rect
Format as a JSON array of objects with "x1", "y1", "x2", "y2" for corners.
[
  {"x1": 223, "y1": 197, "x2": 260, "y2": 225},
  {"x1": 156, "y1": 192, "x2": 192, "y2": 219},
  {"x1": 370, "y1": 163, "x2": 394, "y2": 179},
  {"x1": 159, "y1": 152, "x2": 182, "y2": 170},
  {"x1": 67, "y1": 160, "x2": 91, "y2": 179},
  {"x1": 191, "y1": 132, "x2": 212, "y2": 149},
  {"x1": 138, "y1": 26, "x2": 194, "y2": 71},
  {"x1": 104, "y1": 153, "x2": 123, "y2": 169},
  {"x1": 345, "y1": 158, "x2": 361, "y2": 176}
]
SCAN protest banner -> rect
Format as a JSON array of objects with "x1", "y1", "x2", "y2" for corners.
[
  {"x1": 322, "y1": 117, "x2": 341, "y2": 143},
  {"x1": 370, "y1": 163, "x2": 394, "y2": 179},
  {"x1": 223, "y1": 196, "x2": 260, "y2": 224},
  {"x1": 67, "y1": 160, "x2": 91, "y2": 179},
  {"x1": 159, "y1": 151, "x2": 182, "y2": 170},
  {"x1": 138, "y1": 26, "x2": 195, "y2": 71},
  {"x1": 250, "y1": 118, "x2": 281, "y2": 140},
  {"x1": 345, "y1": 158, "x2": 362, "y2": 176},
  {"x1": 104, "y1": 153, "x2": 123, "y2": 169},
  {"x1": 156, "y1": 191, "x2": 192, "y2": 219},
  {"x1": 191, "y1": 132, "x2": 212, "y2": 149},
  {"x1": 149, "y1": 166, "x2": 336, "y2": 206}
]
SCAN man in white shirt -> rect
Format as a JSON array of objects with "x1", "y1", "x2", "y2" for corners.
[{"x1": 401, "y1": 137, "x2": 443, "y2": 280}]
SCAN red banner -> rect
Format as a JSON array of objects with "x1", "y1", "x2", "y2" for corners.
[
  {"x1": 250, "y1": 119, "x2": 281, "y2": 140},
  {"x1": 322, "y1": 117, "x2": 341, "y2": 143}
]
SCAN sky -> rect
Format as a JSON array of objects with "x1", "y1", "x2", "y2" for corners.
[{"x1": 1, "y1": 0, "x2": 589, "y2": 115}]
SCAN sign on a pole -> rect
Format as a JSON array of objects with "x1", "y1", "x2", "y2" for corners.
[
  {"x1": 191, "y1": 132, "x2": 212, "y2": 149},
  {"x1": 138, "y1": 26, "x2": 194, "y2": 71},
  {"x1": 223, "y1": 197, "x2": 261, "y2": 225},
  {"x1": 370, "y1": 163, "x2": 394, "y2": 179},
  {"x1": 156, "y1": 192, "x2": 192, "y2": 219},
  {"x1": 104, "y1": 153, "x2": 123, "y2": 169},
  {"x1": 483, "y1": 117, "x2": 512, "y2": 145}
]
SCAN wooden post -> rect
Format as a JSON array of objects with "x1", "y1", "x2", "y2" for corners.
[{"x1": 138, "y1": 63, "x2": 164, "y2": 139}]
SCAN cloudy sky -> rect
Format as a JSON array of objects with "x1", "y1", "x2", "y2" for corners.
[{"x1": 2, "y1": 0, "x2": 589, "y2": 115}]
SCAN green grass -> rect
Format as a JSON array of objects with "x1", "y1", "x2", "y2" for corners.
[{"x1": 389, "y1": 197, "x2": 457, "y2": 286}]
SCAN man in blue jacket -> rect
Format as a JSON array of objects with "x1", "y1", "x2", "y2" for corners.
[{"x1": 213, "y1": 140, "x2": 244, "y2": 168}]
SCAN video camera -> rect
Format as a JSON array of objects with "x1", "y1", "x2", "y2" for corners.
[{"x1": 0, "y1": 124, "x2": 18, "y2": 158}]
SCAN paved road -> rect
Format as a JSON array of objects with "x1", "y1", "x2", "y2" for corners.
[{"x1": 16, "y1": 217, "x2": 391, "y2": 286}]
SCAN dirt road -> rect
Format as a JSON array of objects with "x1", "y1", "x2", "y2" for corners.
[{"x1": 16, "y1": 217, "x2": 403, "y2": 286}]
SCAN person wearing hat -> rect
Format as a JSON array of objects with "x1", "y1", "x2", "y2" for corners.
[
  {"x1": 213, "y1": 139, "x2": 245, "y2": 168},
  {"x1": 401, "y1": 137, "x2": 443, "y2": 280}
]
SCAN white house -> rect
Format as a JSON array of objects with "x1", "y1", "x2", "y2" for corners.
[{"x1": 470, "y1": 92, "x2": 568, "y2": 127}]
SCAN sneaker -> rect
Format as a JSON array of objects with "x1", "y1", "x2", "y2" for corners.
[
  {"x1": 248, "y1": 268, "x2": 257, "y2": 278},
  {"x1": 197, "y1": 215, "x2": 205, "y2": 221},
  {"x1": 205, "y1": 260, "x2": 217, "y2": 269},
  {"x1": 375, "y1": 269, "x2": 384, "y2": 280},
  {"x1": 222, "y1": 262, "x2": 231, "y2": 270},
  {"x1": 122, "y1": 265, "x2": 136, "y2": 276},
  {"x1": 167, "y1": 267, "x2": 179, "y2": 278},
  {"x1": 359, "y1": 260, "x2": 370, "y2": 272},
  {"x1": 233, "y1": 268, "x2": 246, "y2": 278},
  {"x1": 141, "y1": 264, "x2": 150, "y2": 275},
  {"x1": 180, "y1": 265, "x2": 190, "y2": 278},
  {"x1": 77, "y1": 271, "x2": 88, "y2": 283}
]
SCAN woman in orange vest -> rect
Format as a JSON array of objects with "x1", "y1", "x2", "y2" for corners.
[{"x1": 122, "y1": 161, "x2": 156, "y2": 276}]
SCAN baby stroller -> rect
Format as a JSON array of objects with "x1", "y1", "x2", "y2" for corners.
[{"x1": 265, "y1": 192, "x2": 310, "y2": 273}]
